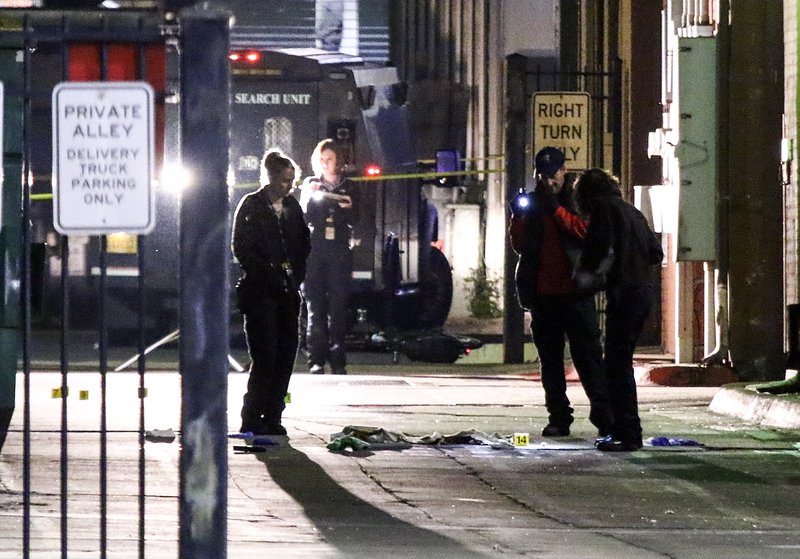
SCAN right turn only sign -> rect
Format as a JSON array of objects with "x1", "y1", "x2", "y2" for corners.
[{"x1": 531, "y1": 92, "x2": 590, "y2": 171}]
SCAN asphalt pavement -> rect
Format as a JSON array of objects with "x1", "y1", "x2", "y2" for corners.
[{"x1": 1, "y1": 351, "x2": 800, "y2": 558}]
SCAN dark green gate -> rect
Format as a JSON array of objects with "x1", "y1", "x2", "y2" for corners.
[{"x1": 0, "y1": 6, "x2": 230, "y2": 558}]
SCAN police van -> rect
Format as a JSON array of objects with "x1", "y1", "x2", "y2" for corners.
[
  {"x1": 227, "y1": 48, "x2": 472, "y2": 360},
  {"x1": 4, "y1": 25, "x2": 474, "y2": 362}
]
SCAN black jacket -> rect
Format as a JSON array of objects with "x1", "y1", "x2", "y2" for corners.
[
  {"x1": 580, "y1": 193, "x2": 663, "y2": 287},
  {"x1": 303, "y1": 177, "x2": 358, "y2": 246},
  {"x1": 232, "y1": 188, "x2": 311, "y2": 308}
]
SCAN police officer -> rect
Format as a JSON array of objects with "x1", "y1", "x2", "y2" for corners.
[
  {"x1": 509, "y1": 147, "x2": 613, "y2": 438},
  {"x1": 232, "y1": 150, "x2": 310, "y2": 436},
  {"x1": 300, "y1": 139, "x2": 357, "y2": 375}
]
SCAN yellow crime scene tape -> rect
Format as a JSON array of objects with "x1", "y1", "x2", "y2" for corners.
[
  {"x1": 233, "y1": 167, "x2": 505, "y2": 190},
  {"x1": 28, "y1": 164, "x2": 505, "y2": 200}
]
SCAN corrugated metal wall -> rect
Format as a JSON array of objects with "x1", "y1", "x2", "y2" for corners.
[
  {"x1": 224, "y1": 0, "x2": 390, "y2": 64},
  {"x1": 389, "y1": 0, "x2": 502, "y2": 178},
  {"x1": 388, "y1": 0, "x2": 505, "y2": 289}
]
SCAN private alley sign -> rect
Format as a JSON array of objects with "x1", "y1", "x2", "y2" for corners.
[
  {"x1": 52, "y1": 81, "x2": 155, "y2": 235},
  {"x1": 531, "y1": 92, "x2": 590, "y2": 171}
]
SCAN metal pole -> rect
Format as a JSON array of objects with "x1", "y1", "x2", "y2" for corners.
[
  {"x1": 503, "y1": 54, "x2": 527, "y2": 364},
  {"x1": 178, "y1": 7, "x2": 231, "y2": 558},
  {"x1": 98, "y1": 40, "x2": 109, "y2": 559},
  {"x1": 21, "y1": 15, "x2": 32, "y2": 558}
]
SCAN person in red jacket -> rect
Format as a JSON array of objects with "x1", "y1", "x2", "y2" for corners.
[{"x1": 509, "y1": 147, "x2": 612, "y2": 438}]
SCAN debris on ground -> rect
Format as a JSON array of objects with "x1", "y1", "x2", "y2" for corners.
[
  {"x1": 328, "y1": 425, "x2": 513, "y2": 452},
  {"x1": 647, "y1": 436, "x2": 703, "y2": 447},
  {"x1": 144, "y1": 428, "x2": 176, "y2": 443},
  {"x1": 327, "y1": 436, "x2": 371, "y2": 452}
]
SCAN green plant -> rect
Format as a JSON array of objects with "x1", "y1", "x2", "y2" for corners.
[{"x1": 464, "y1": 265, "x2": 502, "y2": 319}]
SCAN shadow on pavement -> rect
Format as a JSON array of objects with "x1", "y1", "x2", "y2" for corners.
[{"x1": 258, "y1": 441, "x2": 489, "y2": 559}]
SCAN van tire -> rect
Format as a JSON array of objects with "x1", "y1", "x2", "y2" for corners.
[{"x1": 419, "y1": 247, "x2": 452, "y2": 329}]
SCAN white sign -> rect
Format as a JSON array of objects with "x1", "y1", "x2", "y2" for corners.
[
  {"x1": 52, "y1": 81, "x2": 155, "y2": 235},
  {"x1": 531, "y1": 92, "x2": 591, "y2": 171}
]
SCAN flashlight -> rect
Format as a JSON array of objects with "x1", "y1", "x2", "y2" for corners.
[{"x1": 510, "y1": 189, "x2": 533, "y2": 215}]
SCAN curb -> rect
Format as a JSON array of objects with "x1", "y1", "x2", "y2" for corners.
[
  {"x1": 709, "y1": 383, "x2": 800, "y2": 429},
  {"x1": 635, "y1": 364, "x2": 739, "y2": 387}
]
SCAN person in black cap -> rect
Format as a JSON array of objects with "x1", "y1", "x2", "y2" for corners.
[
  {"x1": 574, "y1": 168, "x2": 663, "y2": 451},
  {"x1": 509, "y1": 146, "x2": 613, "y2": 438}
]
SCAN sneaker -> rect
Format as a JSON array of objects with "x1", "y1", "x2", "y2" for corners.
[
  {"x1": 596, "y1": 428, "x2": 612, "y2": 440},
  {"x1": 310, "y1": 364, "x2": 325, "y2": 375},
  {"x1": 332, "y1": 368, "x2": 347, "y2": 375}
]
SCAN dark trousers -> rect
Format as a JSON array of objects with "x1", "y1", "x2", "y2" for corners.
[
  {"x1": 604, "y1": 284, "x2": 653, "y2": 444},
  {"x1": 530, "y1": 294, "x2": 613, "y2": 432},
  {"x1": 241, "y1": 293, "x2": 300, "y2": 427},
  {"x1": 303, "y1": 242, "x2": 351, "y2": 371}
]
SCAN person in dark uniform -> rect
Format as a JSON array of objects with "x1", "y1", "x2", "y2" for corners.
[
  {"x1": 232, "y1": 149, "x2": 310, "y2": 436},
  {"x1": 509, "y1": 147, "x2": 613, "y2": 438},
  {"x1": 574, "y1": 168, "x2": 663, "y2": 452},
  {"x1": 299, "y1": 139, "x2": 357, "y2": 375}
]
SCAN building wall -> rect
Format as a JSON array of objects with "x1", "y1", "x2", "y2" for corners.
[
  {"x1": 725, "y1": 1, "x2": 784, "y2": 380},
  {"x1": 618, "y1": 0, "x2": 664, "y2": 346},
  {"x1": 389, "y1": 0, "x2": 559, "y2": 316}
]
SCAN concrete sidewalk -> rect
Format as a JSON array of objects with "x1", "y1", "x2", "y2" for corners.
[{"x1": 2, "y1": 368, "x2": 800, "y2": 558}]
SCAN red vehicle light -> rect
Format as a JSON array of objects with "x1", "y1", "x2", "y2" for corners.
[
  {"x1": 365, "y1": 164, "x2": 382, "y2": 177},
  {"x1": 229, "y1": 51, "x2": 261, "y2": 63}
]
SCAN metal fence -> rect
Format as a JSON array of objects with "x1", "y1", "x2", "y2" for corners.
[
  {"x1": 503, "y1": 54, "x2": 622, "y2": 363},
  {"x1": 0, "y1": 9, "x2": 230, "y2": 558}
]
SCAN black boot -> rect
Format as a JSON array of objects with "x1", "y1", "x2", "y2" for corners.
[
  {"x1": 541, "y1": 414, "x2": 574, "y2": 437},
  {"x1": 239, "y1": 408, "x2": 262, "y2": 434},
  {"x1": 261, "y1": 410, "x2": 287, "y2": 436}
]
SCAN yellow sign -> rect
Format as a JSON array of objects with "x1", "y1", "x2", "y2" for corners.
[
  {"x1": 513, "y1": 432, "x2": 530, "y2": 447},
  {"x1": 107, "y1": 232, "x2": 138, "y2": 254},
  {"x1": 532, "y1": 92, "x2": 591, "y2": 171}
]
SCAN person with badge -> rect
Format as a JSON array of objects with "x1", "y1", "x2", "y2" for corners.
[
  {"x1": 232, "y1": 149, "x2": 310, "y2": 436},
  {"x1": 299, "y1": 139, "x2": 358, "y2": 375}
]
